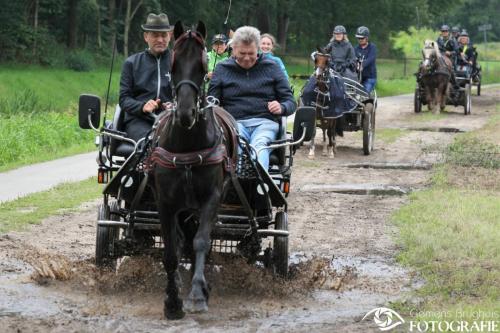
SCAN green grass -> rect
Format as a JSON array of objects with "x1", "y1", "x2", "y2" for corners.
[
  {"x1": 391, "y1": 112, "x2": 500, "y2": 324},
  {"x1": 0, "y1": 65, "x2": 120, "y2": 171},
  {"x1": 0, "y1": 177, "x2": 101, "y2": 233}
]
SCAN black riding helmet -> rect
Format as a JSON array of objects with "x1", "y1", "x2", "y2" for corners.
[
  {"x1": 451, "y1": 26, "x2": 460, "y2": 33},
  {"x1": 460, "y1": 30, "x2": 469, "y2": 37},
  {"x1": 355, "y1": 26, "x2": 370, "y2": 38},
  {"x1": 440, "y1": 24, "x2": 450, "y2": 31},
  {"x1": 333, "y1": 25, "x2": 347, "y2": 34},
  {"x1": 211, "y1": 33, "x2": 228, "y2": 44}
]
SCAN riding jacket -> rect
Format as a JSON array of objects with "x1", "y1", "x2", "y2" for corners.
[
  {"x1": 436, "y1": 36, "x2": 459, "y2": 57},
  {"x1": 355, "y1": 42, "x2": 377, "y2": 81},
  {"x1": 207, "y1": 55, "x2": 296, "y2": 122},
  {"x1": 119, "y1": 49, "x2": 173, "y2": 127},
  {"x1": 207, "y1": 49, "x2": 229, "y2": 73},
  {"x1": 325, "y1": 39, "x2": 357, "y2": 71}
]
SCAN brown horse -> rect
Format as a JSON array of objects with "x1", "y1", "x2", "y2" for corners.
[
  {"x1": 418, "y1": 40, "x2": 453, "y2": 114},
  {"x1": 307, "y1": 50, "x2": 342, "y2": 159}
]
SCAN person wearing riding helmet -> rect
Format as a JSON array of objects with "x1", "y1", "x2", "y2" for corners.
[
  {"x1": 354, "y1": 26, "x2": 377, "y2": 93},
  {"x1": 259, "y1": 33, "x2": 289, "y2": 79},
  {"x1": 457, "y1": 30, "x2": 475, "y2": 65},
  {"x1": 324, "y1": 25, "x2": 358, "y2": 81},
  {"x1": 436, "y1": 24, "x2": 459, "y2": 62},
  {"x1": 207, "y1": 33, "x2": 229, "y2": 80},
  {"x1": 451, "y1": 26, "x2": 460, "y2": 41}
]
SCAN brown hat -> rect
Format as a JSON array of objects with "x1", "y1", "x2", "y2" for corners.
[{"x1": 141, "y1": 13, "x2": 173, "y2": 32}]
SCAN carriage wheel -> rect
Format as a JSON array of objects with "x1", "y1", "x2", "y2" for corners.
[
  {"x1": 463, "y1": 83, "x2": 472, "y2": 115},
  {"x1": 414, "y1": 88, "x2": 422, "y2": 113},
  {"x1": 362, "y1": 103, "x2": 374, "y2": 155},
  {"x1": 96, "y1": 201, "x2": 120, "y2": 269},
  {"x1": 273, "y1": 212, "x2": 289, "y2": 278}
]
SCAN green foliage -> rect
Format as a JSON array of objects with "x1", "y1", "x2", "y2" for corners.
[
  {"x1": 391, "y1": 26, "x2": 436, "y2": 58},
  {"x1": 66, "y1": 49, "x2": 96, "y2": 72}
]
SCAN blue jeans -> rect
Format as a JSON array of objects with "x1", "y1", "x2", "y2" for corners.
[
  {"x1": 237, "y1": 118, "x2": 279, "y2": 170},
  {"x1": 362, "y1": 78, "x2": 377, "y2": 93}
]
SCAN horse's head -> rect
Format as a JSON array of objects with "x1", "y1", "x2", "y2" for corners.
[
  {"x1": 314, "y1": 47, "x2": 330, "y2": 78},
  {"x1": 421, "y1": 40, "x2": 438, "y2": 72},
  {"x1": 171, "y1": 20, "x2": 207, "y2": 129}
]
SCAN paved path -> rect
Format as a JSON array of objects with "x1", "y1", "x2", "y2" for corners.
[{"x1": 0, "y1": 152, "x2": 96, "y2": 203}]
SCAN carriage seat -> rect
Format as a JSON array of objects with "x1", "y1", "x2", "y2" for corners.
[
  {"x1": 268, "y1": 116, "x2": 287, "y2": 167},
  {"x1": 109, "y1": 105, "x2": 134, "y2": 158}
]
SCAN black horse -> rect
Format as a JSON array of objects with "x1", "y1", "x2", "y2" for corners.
[{"x1": 149, "y1": 21, "x2": 236, "y2": 319}]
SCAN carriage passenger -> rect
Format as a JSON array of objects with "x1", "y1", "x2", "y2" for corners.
[
  {"x1": 436, "y1": 25, "x2": 459, "y2": 63},
  {"x1": 208, "y1": 26, "x2": 296, "y2": 170},
  {"x1": 354, "y1": 26, "x2": 377, "y2": 93},
  {"x1": 451, "y1": 26, "x2": 460, "y2": 41},
  {"x1": 259, "y1": 33, "x2": 289, "y2": 79},
  {"x1": 119, "y1": 13, "x2": 174, "y2": 142},
  {"x1": 207, "y1": 33, "x2": 229, "y2": 80},
  {"x1": 457, "y1": 30, "x2": 476, "y2": 67},
  {"x1": 324, "y1": 25, "x2": 358, "y2": 81}
]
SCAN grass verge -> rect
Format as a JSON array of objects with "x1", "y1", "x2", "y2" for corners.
[
  {"x1": 0, "y1": 177, "x2": 101, "y2": 233},
  {"x1": 391, "y1": 109, "x2": 500, "y2": 325}
]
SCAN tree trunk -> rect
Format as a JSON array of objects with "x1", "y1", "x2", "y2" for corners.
[
  {"x1": 32, "y1": 0, "x2": 39, "y2": 57},
  {"x1": 123, "y1": 0, "x2": 143, "y2": 57},
  {"x1": 256, "y1": 3, "x2": 271, "y2": 33},
  {"x1": 108, "y1": 0, "x2": 116, "y2": 48},
  {"x1": 276, "y1": 12, "x2": 289, "y2": 52},
  {"x1": 96, "y1": 2, "x2": 102, "y2": 49},
  {"x1": 67, "y1": 0, "x2": 78, "y2": 49}
]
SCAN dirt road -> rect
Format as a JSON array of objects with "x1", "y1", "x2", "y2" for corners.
[{"x1": 1, "y1": 88, "x2": 498, "y2": 332}]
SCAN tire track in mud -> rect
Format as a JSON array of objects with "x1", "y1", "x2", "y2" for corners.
[{"x1": 0, "y1": 89, "x2": 498, "y2": 332}]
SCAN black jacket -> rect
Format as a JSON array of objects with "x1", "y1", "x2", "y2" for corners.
[
  {"x1": 119, "y1": 49, "x2": 173, "y2": 125},
  {"x1": 325, "y1": 39, "x2": 357, "y2": 71}
]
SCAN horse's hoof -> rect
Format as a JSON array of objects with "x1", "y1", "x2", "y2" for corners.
[
  {"x1": 184, "y1": 298, "x2": 208, "y2": 313},
  {"x1": 329, "y1": 153, "x2": 335, "y2": 159},
  {"x1": 164, "y1": 299, "x2": 185, "y2": 320},
  {"x1": 307, "y1": 154, "x2": 315, "y2": 160}
]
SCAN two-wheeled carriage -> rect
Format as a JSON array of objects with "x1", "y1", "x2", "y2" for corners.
[{"x1": 78, "y1": 95, "x2": 315, "y2": 276}]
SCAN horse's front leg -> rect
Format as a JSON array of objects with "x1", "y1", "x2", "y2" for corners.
[
  {"x1": 160, "y1": 206, "x2": 185, "y2": 320},
  {"x1": 327, "y1": 122, "x2": 335, "y2": 159},
  {"x1": 322, "y1": 123, "x2": 328, "y2": 156},
  {"x1": 308, "y1": 126, "x2": 316, "y2": 159},
  {"x1": 184, "y1": 187, "x2": 220, "y2": 313}
]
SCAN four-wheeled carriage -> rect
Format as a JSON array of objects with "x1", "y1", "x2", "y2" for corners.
[
  {"x1": 78, "y1": 94, "x2": 314, "y2": 277},
  {"x1": 414, "y1": 62, "x2": 472, "y2": 115}
]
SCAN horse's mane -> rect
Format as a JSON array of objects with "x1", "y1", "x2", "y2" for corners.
[{"x1": 423, "y1": 39, "x2": 441, "y2": 57}]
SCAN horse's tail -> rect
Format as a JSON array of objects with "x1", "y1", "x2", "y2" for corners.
[{"x1": 335, "y1": 116, "x2": 344, "y2": 137}]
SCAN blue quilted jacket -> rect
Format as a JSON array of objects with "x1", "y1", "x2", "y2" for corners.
[{"x1": 207, "y1": 55, "x2": 296, "y2": 122}]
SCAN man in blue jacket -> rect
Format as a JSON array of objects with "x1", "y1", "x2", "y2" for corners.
[
  {"x1": 354, "y1": 26, "x2": 377, "y2": 93},
  {"x1": 208, "y1": 26, "x2": 296, "y2": 170}
]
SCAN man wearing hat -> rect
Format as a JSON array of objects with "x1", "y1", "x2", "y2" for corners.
[
  {"x1": 207, "y1": 34, "x2": 229, "y2": 80},
  {"x1": 119, "y1": 13, "x2": 174, "y2": 142}
]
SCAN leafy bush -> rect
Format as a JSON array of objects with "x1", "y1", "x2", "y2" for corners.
[
  {"x1": 66, "y1": 49, "x2": 95, "y2": 72},
  {"x1": 391, "y1": 26, "x2": 436, "y2": 59}
]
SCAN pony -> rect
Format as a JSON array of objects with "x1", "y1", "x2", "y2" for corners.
[
  {"x1": 149, "y1": 21, "x2": 237, "y2": 319},
  {"x1": 418, "y1": 40, "x2": 453, "y2": 114},
  {"x1": 307, "y1": 48, "x2": 343, "y2": 159}
]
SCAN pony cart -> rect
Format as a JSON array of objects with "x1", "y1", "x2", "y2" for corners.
[
  {"x1": 414, "y1": 40, "x2": 472, "y2": 115},
  {"x1": 300, "y1": 51, "x2": 377, "y2": 157},
  {"x1": 78, "y1": 95, "x2": 314, "y2": 277}
]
